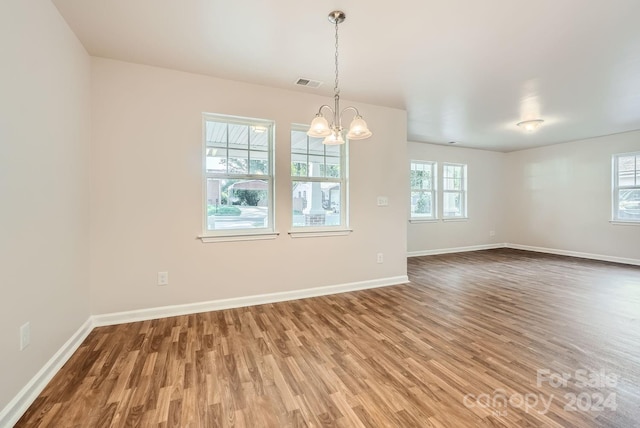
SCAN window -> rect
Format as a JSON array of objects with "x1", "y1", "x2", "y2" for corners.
[
  {"x1": 612, "y1": 152, "x2": 640, "y2": 222},
  {"x1": 203, "y1": 114, "x2": 274, "y2": 236},
  {"x1": 410, "y1": 161, "x2": 436, "y2": 219},
  {"x1": 442, "y1": 163, "x2": 467, "y2": 218},
  {"x1": 291, "y1": 126, "x2": 347, "y2": 229}
]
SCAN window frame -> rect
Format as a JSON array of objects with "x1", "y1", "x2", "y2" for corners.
[
  {"x1": 612, "y1": 151, "x2": 640, "y2": 224},
  {"x1": 410, "y1": 160, "x2": 437, "y2": 221},
  {"x1": 289, "y1": 124, "x2": 349, "y2": 234},
  {"x1": 442, "y1": 162, "x2": 468, "y2": 219},
  {"x1": 200, "y1": 113, "x2": 276, "y2": 240}
]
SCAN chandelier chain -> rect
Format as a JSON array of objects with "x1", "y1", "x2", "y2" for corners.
[{"x1": 334, "y1": 19, "x2": 340, "y2": 96}]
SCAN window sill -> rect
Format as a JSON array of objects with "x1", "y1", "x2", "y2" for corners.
[
  {"x1": 289, "y1": 229, "x2": 353, "y2": 238},
  {"x1": 443, "y1": 217, "x2": 469, "y2": 222},
  {"x1": 409, "y1": 218, "x2": 439, "y2": 224},
  {"x1": 610, "y1": 220, "x2": 640, "y2": 226},
  {"x1": 198, "y1": 231, "x2": 280, "y2": 243}
]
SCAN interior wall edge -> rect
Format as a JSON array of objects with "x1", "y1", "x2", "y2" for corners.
[{"x1": 0, "y1": 317, "x2": 94, "y2": 428}]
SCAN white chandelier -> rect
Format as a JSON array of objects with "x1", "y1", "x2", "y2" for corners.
[{"x1": 307, "y1": 11, "x2": 372, "y2": 145}]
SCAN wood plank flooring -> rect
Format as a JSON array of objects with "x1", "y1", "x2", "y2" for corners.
[{"x1": 15, "y1": 249, "x2": 640, "y2": 427}]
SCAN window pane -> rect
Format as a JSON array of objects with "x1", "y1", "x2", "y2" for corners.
[
  {"x1": 308, "y1": 155, "x2": 325, "y2": 177},
  {"x1": 205, "y1": 121, "x2": 227, "y2": 148},
  {"x1": 325, "y1": 143, "x2": 340, "y2": 156},
  {"x1": 618, "y1": 156, "x2": 636, "y2": 187},
  {"x1": 443, "y1": 165, "x2": 462, "y2": 179},
  {"x1": 443, "y1": 165, "x2": 454, "y2": 178},
  {"x1": 250, "y1": 126, "x2": 269, "y2": 150},
  {"x1": 292, "y1": 181, "x2": 341, "y2": 227},
  {"x1": 308, "y1": 137, "x2": 325, "y2": 156},
  {"x1": 249, "y1": 149, "x2": 269, "y2": 175},
  {"x1": 410, "y1": 170, "x2": 421, "y2": 189},
  {"x1": 411, "y1": 191, "x2": 433, "y2": 217},
  {"x1": 291, "y1": 153, "x2": 308, "y2": 176},
  {"x1": 443, "y1": 177, "x2": 460, "y2": 191},
  {"x1": 618, "y1": 189, "x2": 640, "y2": 220},
  {"x1": 443, "y1": 191, "x2": 462, "y2": 217},
  {"x1": 227, "y1": 123, "x2": 248, "y2": 149},
  {"x1": 206, "y1": 148, "x2": 227, "y2": 173},
  {"x1": 206, "y1": 178, "x2": 269, "y2": 231},
  {"x1": 425, "y1": 168, "x2": 433, "y2": 180},
  {"x1": 249, "y1": 159, "x2": 268, "y2": 175},
  {"x1": 411, "y1": 169, "x2": 432, "y2": 190},
  {"x1": 291, "y1": 130, "x2": 308, "y2": 153},
  {"x1": 228, "y1": 149, "x2": 248, "y2": 174},
  {"x1": 324, "y1": 156, "x2": 341, "y2": 178},
  {"x1": 618, "y1": 156, "x2": 635, "y2": 172}
]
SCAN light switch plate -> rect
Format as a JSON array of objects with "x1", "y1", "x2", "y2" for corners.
[{"x1": 377, "y1": 196, "x2": 389, "y2": 206}]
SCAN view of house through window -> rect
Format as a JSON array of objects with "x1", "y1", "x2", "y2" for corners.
[
  {"x1": 410, "y1": 161, "x2": 436, "y2": 219},
  {"x1": 291, "y1": 126, "x2": 347, "y2": 228},
  {"x1": 613, "y1": 152, "x2": 640, "y2": 222},
  {"x1": 442, "y1": 163, "x2": 467, "y2": 218},
  {"x1": 203, "y1": 114, "x2": 274, "y2": 233}
]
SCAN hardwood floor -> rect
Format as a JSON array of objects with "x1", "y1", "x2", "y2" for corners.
[{"x1": 15, "y1": 249, "x2": 640, "y2": 427}]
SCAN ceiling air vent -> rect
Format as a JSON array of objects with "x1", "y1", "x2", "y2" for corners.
[{"x1": 295, "y1": 78, "x2": 322, "y2": 88}]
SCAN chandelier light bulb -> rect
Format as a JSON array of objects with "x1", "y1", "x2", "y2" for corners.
[
  {"x1": 346, "y1": 116, "x2": 372, "y2": 140},
  {"x1": 322, "y1": 132, "x2": 345, "y2": 145},
  {"x1": 308, "y1": 114, "x2": 331, "y2": 137}
]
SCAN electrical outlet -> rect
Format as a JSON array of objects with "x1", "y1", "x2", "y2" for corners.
[
  {"x1": 158, "y1": 271, "x2": 169, "y2": 286},
  {"x1": 489, "y1": 230, "x2": 496, "y2": 237},
  {"x1": 377, "y1": 253, "x2": 384, "y2": 264},
  {"x1": 20, "y1": 322, "x2": 30, "y2": 350}
]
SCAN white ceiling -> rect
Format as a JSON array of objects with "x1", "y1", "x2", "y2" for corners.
[{"x1": 52, "y1": 0, "x2": 640, "y2": 152}]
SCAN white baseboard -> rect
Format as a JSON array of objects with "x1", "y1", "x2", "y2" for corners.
[
  {"x1": 0, "y1": 317, "x2": 94, "y2": 428},
  {"x1": 407, "y1": 243, "x2": 640, "y2": 266},
  {"x1": 1, "y1": 275, "x2": 408, "y2": 425},
  {"x1": 505, "y1": 243, "x2": 640, "y2": 266},
  {"x1": 407, "y1": 243, "x2": 506, "y2": 258},
  {"x1": 93, "y1": 275, "x2": 409, "y2": 327}
]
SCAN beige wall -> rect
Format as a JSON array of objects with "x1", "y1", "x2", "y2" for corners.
[
  {"x1": 90, "y1": 58, "x2": 408, "y2": 315},
  {"x1": 407, "y1": 142, "x2": 506, "y2": 254},
  {"x1": 0, "y1": 0, "x2": 91, "y2": 411},
  {"x1": 3, "y1": 4, "x2": 637, "y2": 414},
  {"x1": 505, "y1": 130, "x2": 640, "y2": 259},
  {"x1": 408, "y1": 132, "x2": 640, "y2": 262}
]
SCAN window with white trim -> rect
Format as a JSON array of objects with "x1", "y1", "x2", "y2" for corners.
[
  {"x1": 291, "y1": 125, "x2": 347, "y2": 229},
  {"x1": 203, "y1": 114, "x2": 275, "y2": 235},
  {"x1": 612, "y1": 152, "x2": 640, "y2": 222},
  {"x1": 410, "y1": 161, "x2": 437, "y2": 219},
  {"x1": 442, "y1": 163, "x2": 467, "y2": 218}
]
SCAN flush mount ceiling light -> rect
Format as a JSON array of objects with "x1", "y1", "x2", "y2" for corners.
[
  {"x1": 517, "y1": 119, "x2": 544, "y2": 132},
  {"x1": 251, "y1": 125, "x2": 267, "y2": 133},
  {"x1": 307, "y1": 11, "x2": 372, "y2": 145}
]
